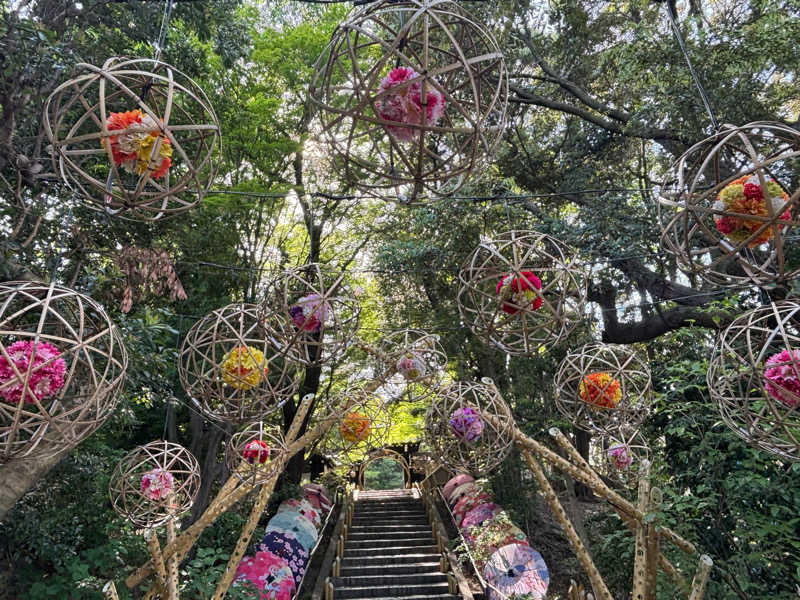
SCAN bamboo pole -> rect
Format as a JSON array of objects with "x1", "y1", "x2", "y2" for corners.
[
  {"x1": 144, "y1": 529, "x2": 168, "y2": 585},
  {"x1": 211, "y1": 393, "x2": 315, "y2": 600},
  {"x1": 520, "y1": 449, "x2": 614, "y2": 600},
  {"x1": 688, "y1": 555, "x2": 713, "y2": 600},
  {"x1": 645, "y1": 488, "x2": 662, "y2": 600},
  {"x1": 632, "y1": 460, "x2": 652, "y2": 600},
  {"x1": 166, "y1": 517, "x2": 180, "y2": 600},
  {"x1": 103, "y1": 581, "x2": 120, "y2": 600}
]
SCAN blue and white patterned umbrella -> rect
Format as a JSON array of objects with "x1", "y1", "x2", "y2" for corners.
[{"x1": 265, "y1": 510, "x2": 318, "y2": 551}]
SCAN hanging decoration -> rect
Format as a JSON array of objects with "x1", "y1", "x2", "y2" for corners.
[
  {"x1": 554, "y1": 343, "x2": 651, "y2": 436},
  {"x1": 109, "y1": 440, "x2": 200, "y2": 528},
  {"x1": 321, "y1": 389, "x2": 392, "y2": 466},
  {"x1": 424, "y1": 378, "x2": 515, "y2": 475},
  {"x1": 659, "y1": 122, "x2": 800, "y2": 287},
  {"x1": 309, "y1": 0, "x2": 508, "y2": 203},
  {"x1": 260, "y1": 264, "x2": 361, "y2": 368},
  {"x1": 178, "y1": 303, "x2": 298, "y2": 423},
  {"x1": 458, "y1": 231, "x2": 588, "y2": 355},
  {"x1": 708, "y1": 301, "x2": 800, "y2": 461},
  {"x1": 43, "y1": 57, "x2": 221, "y2": 221},
  {"x1": 225, "y1": 423, "x2": 286, "y2": 484},
  {"x1": 0, "y1": 282, "x2": 127, "y2": 462},
  {"x1": 375, "y1": 329, "x2": 448, "y2": 403}
]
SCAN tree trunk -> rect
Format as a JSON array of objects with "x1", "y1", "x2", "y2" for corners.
[
  {"x1": 0, "y1": 446, "x2": 65, "y2": 520},
  {"x1": 574, "y1": 429, "x2": 594, "y2": 500}
]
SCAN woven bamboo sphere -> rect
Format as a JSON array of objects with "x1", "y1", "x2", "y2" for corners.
[
  {"x1": 424, "y1": 378, "x2": 515, "y2": 475},
  {"x1": 375, "y1": 329, "x2": 448, "y2": 402},
  {"x1": 322, "y1": 388, "x2": 393, "y2": 466},
  {"x1": 178, "y1": 303, "x2": 299, "y2": 423},
  {"x1": 43, "y1": 57, "x2": 220, "y2": 221},
  {"x1": 225, "y1": 422, "x2": 286, "y2": 485},
  {"x1": 554, "y1": 343, "x2": 652, "y2": 436},
  {"x1": 0, "y1": 281, "x2": 127, "y2": 462},
  {"x1": 309, "y1": 0, "x2": 508, "y2": 203},
  {"x1": 260, "y1": 264, "x2": 361, "y2": 367},
  {"x1": 708, "y1": 301, "x2": 800, "y2": 461},
  {"x1": 659, "y1": 122, "x2": 800, "y2": 287},
  {"x1": 457, "y1": 230, "x2": 588, "y2": 355},
  {"x1": 109, "y1": 440, "x2": 200, "y2": 528}
]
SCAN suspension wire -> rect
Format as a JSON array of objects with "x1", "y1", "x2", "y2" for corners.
[
  {"x1": 661, "y1": 0, "x2": 719, "y2": 131},
  {"x1": 153, "y1": 0, "x2": 176, "y2": 63}
]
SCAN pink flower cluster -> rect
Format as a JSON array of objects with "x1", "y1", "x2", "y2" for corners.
[
  {"x1": 607, "y1": 444, "x2": 633, "y2": 470},
  {"x1": 140, "y1": 468, "x2": 175, "y2": 501},
  {"x1": 289, "y1": 294, "x2": 330, "y2": 333},
  {"x1": 0, "y1": 340, "x2": 67, "y2": 404},
  {"x1": 375, "y1": 67, "x2": 446, "y2": 142},
  {"x1": 449, "y1": 406, "x2": 484, "y2": 443},
  {"x1": 764, "y1": 349, "x2": 800, "y2": 408}
]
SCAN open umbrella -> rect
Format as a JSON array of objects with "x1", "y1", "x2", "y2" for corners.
[
  {"x1": 460, "y1": 502, "x2": 501, "y2": 531},
  {"x1": 453, "y1": 492, "x2": 492, "y2": 527},
  {"x1": 468, "y1": 515, "x2": 529, "y2": 571},
  {"x1": 234, "y1": 550, "x2": 296, "y2": 600},
  {"x1": 484, "y1": 544, "x2": 549, "y2": 600},
  {"x1": 266, "y1": 510, "x2": 318, "y2": 551},
  {"x1": 257, "y1": 531, "x2": 309, "y2": 586},
  {"x1": 443, "y1": 474, "x2": 474, "y2": 500},
  {"x1": 303, "y1": 484, "x2": 332, "y2": 513},
  {"x1": 448, "y1": 482, "x2": 480, "y2": 506},
  {"x1": 278, "y1": 498, "x2": 322, "y2": 528}
]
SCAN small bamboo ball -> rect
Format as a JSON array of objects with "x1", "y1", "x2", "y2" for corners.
[
  {"x1": 225, "y1": 423, "x2": 286, "y2": 485},
  {"x1": 708, "y1": 301, "x2": 800, "y2": 461},
  {"x1": 554, "y1": 343, "x2": 652, "y2": 436},
  {"x1": 0, "y1": 281, "x2": 127, "y2": 461},
  {"x1": 109, "y1": 440, "x2": 200, "y2": 528},
  {"x1": 43, "y1": 57, "x2": 220, "y2": 221},
  {"x1": 375, "y1": 329, "x2": 448, "y2": 402},
  {"x1": 322, "y1": 389, "x2": 392, "y2": 466},
  {"x1": 658, "y1": 121, "x2": 800, "y2": 287}
]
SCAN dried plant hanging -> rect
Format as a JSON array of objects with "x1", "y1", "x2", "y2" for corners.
[
  {"x1": 310, "y1": 0, "x2": 507, "y2": 203},
  {"x1": 43, "y1": 57, "x2": 221, "y2": 221},
  {"x1": 659, "y1": 122, "x2": 800, "y2": 288},
  {"x1": 0, "y1": 282, "x2": 127, "y2": 461},
  {"x1": 117, "y1": 246, "x2": 187, "y2": 313}
]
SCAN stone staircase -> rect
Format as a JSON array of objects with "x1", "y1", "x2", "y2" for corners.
[{"x1": 331, "y1": 489, "x2": 459, "y2": 600}]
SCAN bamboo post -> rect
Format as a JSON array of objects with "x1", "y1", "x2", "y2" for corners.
[
  {"x1": 211, "y1": 393, "x2": 315, "y2": 600},
  {"x1": 166, "y1": 516, "x2": 180, "y2": 600},
  {"x1": 632, "y1": 459, "x2": 652, "y2": 600},
  {"x1": 103, "y1": 581, "x2": 120, "y2": 600},
  {"x1": 144, "y1": 529, "x2": 168, "y2": 586},
  {"x1": 645, "y1": 488, "x2": 662, "y2": 600},
  {"x1": 688, "y1": 555, "x2": 713, "y2": 600},
  {"x1": 520, "y1": 449, "x2": 614, "y2": 600}
]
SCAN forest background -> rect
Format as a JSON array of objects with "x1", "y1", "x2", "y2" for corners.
[{"x1": 1, "y1": 0, "x2": 799, "y2": 598}]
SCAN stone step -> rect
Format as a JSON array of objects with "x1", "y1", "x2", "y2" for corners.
[
  {"x1": 339, "y1": 563, "x2": 441, "y2": 578},
  {"x1": 333, "y1": 583, "x2": 451, "y2": 599},
  {"x1": 347, "y1": 531, "x2": 434, "y2": 542},
  {"x1": 345, "y1": 537, "x2": 436, "y2": 550},
  {"x1": 352, "y1": 517, "x2": 430, "y2": 526},
  {"x1": 341, "y1": 553, "x2": 442, "y2": 568},
  {"x1": 354, "y1": 509, "x2": 427, "y2": 518},
  {"x1": 344, "y1": 544, "x2": 440, "y2": 558},
  {"x1": 349, "y1": 524, "x2": 433, "y2": 534},
  {"x1": 333, "y1": 573, "x2": 448, "y2": 589}
]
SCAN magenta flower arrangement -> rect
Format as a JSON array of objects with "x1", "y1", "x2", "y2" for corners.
[
  {"x1": 140, "y1": 468, "x2": 175, "y2": 501},
  {"x1": 0, "y1": 340, "x2": 67, "y2": 404},
  {"x1": 375, "y1": 67, "x2": 446, "y2": 142},
  {"x1": 449, "y1": 406, "x2": 484, "y2": 443}
]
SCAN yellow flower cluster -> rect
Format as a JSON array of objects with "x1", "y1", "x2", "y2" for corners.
[{"x1": 221, "y1": 345, "x2": 268, "y2": 391}]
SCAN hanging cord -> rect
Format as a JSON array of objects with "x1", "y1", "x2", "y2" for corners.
[
  {"x1": 661, "y1": 0, "x2": 719, "y2": 131},
  {"x1": 153, "y1": 0, "x2": 176, "y2": 64},
  {"x1": 48, "y1": 194, "x2": 77, "y2": 284}
]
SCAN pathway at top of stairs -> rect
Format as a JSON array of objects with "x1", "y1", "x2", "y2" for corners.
[{"x1": 331, "y1": 489, "x2": 459, "y2": 600}]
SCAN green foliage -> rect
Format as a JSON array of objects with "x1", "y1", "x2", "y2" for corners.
[
  {"x1": 363, "y1": 458, "x2": 405, "y2": 490},
  {"x1": 181, "y1": 547, "x2": 258, "y2": 600}
]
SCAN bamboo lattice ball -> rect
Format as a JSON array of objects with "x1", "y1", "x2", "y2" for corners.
[
  {"x1": 225, "y1": 422, "x2": 286, "y2": 485},
  {"x1": 457, "y1": 230, "x2": 588, "y2": 355},
  {"x1": 554, "y1": 343, "x2": 652, "y2": 436},
  {"x1": 424, "y1": 378, "x2": 515, "y2": 475},
  {"x1": 309, "y1": 0, "x2": 508, "y2": 203},
  {"x1": 658, "y1": 121, "x2": 800, "y2": 287},
  {"x1": 592, "y1": 426, "x2": 650, "y2": 488},
  {"x1": 43, "y1": 57, "x2": 220, "y2": 221},
  {"x1": 178, "y1": 304, "x2": 299, "y2": 423},
  {"x1": 376, "y1": 329, "x2": 448, "y2": 402},
  {"x1": 109, "y1": 440, "x2": 200, "y2": 528},
  {"x1": 260, "y1": 264, "x2": 361, "y2": 367},
  {"x1": 0, "y1": 281, "x2": 127, "y2": 462},
  {"x1": 708, "y1": 301, "x2": 800, "y2": 461},
  {"x1": 321, "y1": 388, "x2": 393, "y2": 466}
]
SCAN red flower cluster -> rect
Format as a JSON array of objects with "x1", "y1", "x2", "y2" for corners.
[{"x1": 496, "y1": 271, "x2": 543, "y2": 315}]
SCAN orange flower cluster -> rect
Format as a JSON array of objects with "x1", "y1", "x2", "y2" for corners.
[
  {"x1": 579, "y1": 372, "x2": 622, "y2": 409},
  {"x1": 340, "y1": 412, "x2": 371, "y2": 443},
  {"x1": 103, "y1": 109, "x2": 173, "y2": 178}
]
